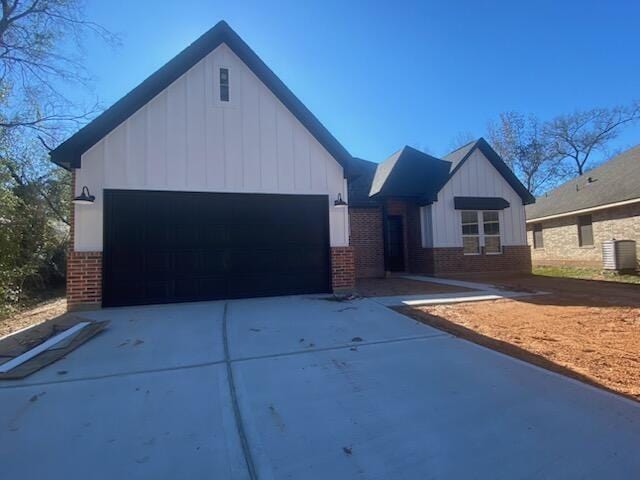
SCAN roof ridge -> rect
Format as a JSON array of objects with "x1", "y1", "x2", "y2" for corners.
[{"x1": 443, "y1": 138, "x2": 479, "y2": 157}]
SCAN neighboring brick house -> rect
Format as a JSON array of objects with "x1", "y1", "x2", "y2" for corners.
[
  {"x1": 526, "y1": 145, "x2": 640, "y2": 269},
  {"x1": 347, "y1": 139, "x2": 535, "y2": 278}
]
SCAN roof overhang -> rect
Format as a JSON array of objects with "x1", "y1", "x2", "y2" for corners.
[{"x1": 526, "y1": 196, "x2": 640, "y2": 223}]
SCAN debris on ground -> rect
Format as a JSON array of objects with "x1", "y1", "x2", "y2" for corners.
[
  {"x1": 351, "y1": 337, "x2": 363, "y2": 343},
  {"x1": 0, "y1": 315, "x2": 108, "y2": 379}
]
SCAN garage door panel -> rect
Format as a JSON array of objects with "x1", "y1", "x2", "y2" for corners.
[{"x1": 103, "y1": 191, "x2": 330, "y2": 307}]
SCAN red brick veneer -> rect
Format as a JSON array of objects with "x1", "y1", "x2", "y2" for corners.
[
  {"x1": 409, "y1": 245, "x2": 531, "y2": 275},
  {"x1": 67, "y1": 170, "x2": 103, "y2": 310},
  {"x1": 331, "y1": 246, "x2": 356, "y2": 292},
  {"x1": 349, "y1": 208, "x2": 384, "y2": 278},
  {"x1": 67, "y1": 251, "x2": 102, "y2": 309}
]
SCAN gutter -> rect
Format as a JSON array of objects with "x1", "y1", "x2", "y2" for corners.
[{"x1": 526, "y1": 196, "x2": 640, "y2": 223}]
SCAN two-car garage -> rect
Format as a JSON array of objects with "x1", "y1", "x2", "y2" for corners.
[{"x1": 102, "y1": 190, "x2": 331, "y2": 307}]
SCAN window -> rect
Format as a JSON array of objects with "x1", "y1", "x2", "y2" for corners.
[
  {"x1": 533, "y1": 223, "x2": 544, "y2": 249},
  {"x1": 577, "y1": 215, "x2": 593, "y2": 246},
  {"x1": 461, "y1": 211, "x2": 480, "y2": 254},
  {"x1": 219, "y1": 67, "x2": 229, "y2": 102},
  {"x1": 483, "y1": 211, "x2": 501, "y2": 254},
  {"x1": 461, "y1": 210, "x2": 502, "y2": 255}
]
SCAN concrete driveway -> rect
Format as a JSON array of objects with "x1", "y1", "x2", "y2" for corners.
[{"x1": 1, "y1": 296, "x2": 639, "y2": 479}]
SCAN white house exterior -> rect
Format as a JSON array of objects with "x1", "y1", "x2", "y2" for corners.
[{"x1": 52, "y1": 21, "x2": 533, "y2": 309}]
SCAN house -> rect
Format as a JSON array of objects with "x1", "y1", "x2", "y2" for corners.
[
  {"x1": 348, "y1": 140, "x2": 535, "y2": 279},
  {"x1": 50, "y1": 21, "x2": 534, "y2": 310},
  {"x1": 526, "y1": 145, "x2": 640, "y2": 269}
]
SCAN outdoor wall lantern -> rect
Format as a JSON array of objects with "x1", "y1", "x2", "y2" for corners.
[
  {"x1": 334, "y1": 193, "x2": 348, "y2": 207},
  {"x1": 72, "y1": 186, "x2": 96, "y2": 205}
]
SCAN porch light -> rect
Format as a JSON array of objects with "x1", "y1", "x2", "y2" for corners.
[
  {"x1": 73, "y1": 186, "x2": 95, "y2": 205},
  {"x1": 334, "y1": 193, "x2": 347, "y2": 207}
]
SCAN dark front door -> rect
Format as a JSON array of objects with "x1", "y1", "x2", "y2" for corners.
[
  {"x1": 103, "y1": 190, "x2": 331, "y2": 307},
  {"x1": 385, "y1": 215, "x2": 405, "y2": 272}
]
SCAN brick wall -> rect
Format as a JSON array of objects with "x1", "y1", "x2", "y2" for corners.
[
  {"x1": 430, "y1": 245, "x2": 531, "y2": 274},
  {"x1": 527, "y1": 202, "x2": 640, "y2": 268},
  {"x1": 67, "y1": 170, "x2": 103, "y2": 310},
  {"x1": 349, "y1": 208, "x2": 384, "y2": 278},
  {"x1": 330, "y1": 246, "x2": 355, "y2": 292}
]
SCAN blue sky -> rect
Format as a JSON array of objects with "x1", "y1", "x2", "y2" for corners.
[{"x1": 79, "y1": 0, "x2": 640, "y2": 164}]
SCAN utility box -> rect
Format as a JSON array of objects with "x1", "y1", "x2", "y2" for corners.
[{"x1": 602, "y1": 240, "x2": 637, "y2": 272}]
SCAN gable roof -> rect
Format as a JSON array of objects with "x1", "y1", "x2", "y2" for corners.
[
  {"x1": 356, "y1": 139, "x2": 535, "y2": 206},
  {"x1": 526, "y1": 144, "x2": 640, "y2": 221},
  {"x1": 443, "y1": 138, "x2": 535, "y2": 205},
  {"x1": 369, "y1": 146, "x2": 451, "y2": 203},
  {"x1": 49, "y1": 21, "x2": 352, "y2": 172}
]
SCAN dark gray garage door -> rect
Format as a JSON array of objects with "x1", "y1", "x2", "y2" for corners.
[{"x1": 103, "y1": 190, "x2": 331, "y2": 307}]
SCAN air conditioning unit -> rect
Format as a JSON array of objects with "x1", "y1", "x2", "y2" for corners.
[{"x1": 602, "y1": 240, "x2": 637, "y2": 272}]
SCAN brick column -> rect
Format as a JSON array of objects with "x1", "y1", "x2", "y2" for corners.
[
  {"x1": 67, "y1": 170, "x2": 103, "y2": 310},
  {"x1": 330, "y1": 246, "x2": 355, "y2": 293}
]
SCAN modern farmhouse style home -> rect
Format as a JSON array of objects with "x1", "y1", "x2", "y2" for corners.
[{"x1": 51, "y1": 21, "x2": 534, "y2": 309}]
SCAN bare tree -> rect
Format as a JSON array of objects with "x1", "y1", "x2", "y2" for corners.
[
  {"x1": 0, "y1": 0, "x2": 118, "y2": 141},
  {"x1": 447, "y1": 130, "x2": 475, "y2": 153},
  {"x1": 545, "y1": 102, "x2": 640, "y2": 176},
  {"x1": 488, "y1": 112, "x2": 563, "y2": 194}
]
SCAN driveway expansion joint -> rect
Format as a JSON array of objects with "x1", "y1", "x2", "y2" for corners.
[
  {"x1": 223, "y1": 302, "x2": 258, "y2": 480},
  {"x1": 229, "y1": 332, "x2": 450, "y2": 364},
  {"x1": 0, "y1": 359, "x2": 226, "y2": 390}
]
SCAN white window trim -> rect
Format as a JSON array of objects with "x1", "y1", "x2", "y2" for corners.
[
  {"x1": 460, "y1": 210, "x2": 503, "y2": 255},
  {"x1": 483, "y1": 211, "x2": 503, "y2": 255},
  {"x1": 461, "y1": 211, "x2": 481, "y2": 255}
]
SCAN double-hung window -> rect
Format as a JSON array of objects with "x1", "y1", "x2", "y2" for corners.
[
  {"x1": 461, "y1": 211, "x2": 481, "y2": 254},
  {"x1": 483, "y1": 211, "x2": 501, "y2": 254},
  {"x1": 461, "y1": 211, "x2": 502, "y2": 255}
]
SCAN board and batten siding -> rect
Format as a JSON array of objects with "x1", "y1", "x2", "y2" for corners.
[
  {"x1": 74, "y1": 42, "x2": 348, "y2": 251},
  {"x1": 422, "y1": 148, "x2": 527, "y2": 247}
]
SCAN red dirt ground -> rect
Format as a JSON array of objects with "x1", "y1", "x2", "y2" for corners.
[{"x1": 399, "y1": 273, "x2": 640, "y2": 400}]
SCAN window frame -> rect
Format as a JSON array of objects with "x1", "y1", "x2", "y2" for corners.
[
  {"x1": 482, "y1": 211, "x2": 502, "y2": 255},
  {"x1": 460, "y1": 210, "x2": 503, "y2": 255},
  {"x1": 219, "y1": 67, "x2": 230, "y2": 102},
  {"x1": 461, "y1": 211, "x2": 481, "y2": 255},
  {"x1": 577, "y1": 214, "x2": 594, "y2": 247},
  {"x1": 213, "y1": 64, "x2": 234, "y2": 107},
  {"x1": 532, "y1": 223, "x2": 544, "y2": 249}
]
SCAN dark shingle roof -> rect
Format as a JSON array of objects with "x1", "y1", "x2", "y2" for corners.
[
  {"x1": 369, "y1": 146, "x2": 451, "y2": 203},
  {"x1": 347, "y1": 157, "x2": 380, "y2": 207},
  {"x1": 526, "y1": 144, "x2": 640, "y2": 220},
  {"x1": 347, "y1": 139, "x2": 535, "y2": 207},
  {"x1": 50, "y1": 21, "x2": 352, "y2": 172},
  {"x1": 443, "y1": 138, "x2": 535, "y2": 205}
]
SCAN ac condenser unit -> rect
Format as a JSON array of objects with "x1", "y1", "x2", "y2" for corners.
[{"x1": 602, "y1": 239, "x2": 637, "y2": 272}]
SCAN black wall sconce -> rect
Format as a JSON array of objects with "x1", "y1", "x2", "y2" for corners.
[{"x1": 72, "y1": 186, "x2": 95, "y2": 205}]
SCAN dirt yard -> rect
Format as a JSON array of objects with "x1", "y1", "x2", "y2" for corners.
[
  {"x1": 0, "y1": 297, "x2": 66, "y2": 339},
  {"x1": 399, "y1": 273, "x2": 640, "y2": 401},
  {"x1": 356, "y1": 277, "x2": 470, "y2": 297}
]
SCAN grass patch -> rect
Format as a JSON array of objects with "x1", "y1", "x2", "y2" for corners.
[{"x1": 533, "y1": 265, "x2": 640, "y2": 284}]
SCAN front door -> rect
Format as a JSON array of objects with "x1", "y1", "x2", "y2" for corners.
[{"x1": 385, "y1": 215, "x2": 405, "y2": 272}]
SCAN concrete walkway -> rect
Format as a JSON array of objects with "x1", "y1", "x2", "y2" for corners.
[
  {"x1": 1, "y1": 296, "x2": 639, "y2": 479},
  {"x1": 370, "y1": 274, "x2": 548, "y2": 306}
]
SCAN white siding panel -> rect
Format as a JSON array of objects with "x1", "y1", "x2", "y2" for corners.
[
  {"x1": 75, "y1": 43, "x2": 347, "y2": 250},
  {"x1": 186, "y1": 66, "x2": 207, "y2": 189},
  {"x1": 166, "y1": 78, "x2": 187, "y2": 189},
  {"x1": 275, "y1": 108, "x2": 295, "y2": 192},
  {"x1": 146, "y1": 93, "x2": 167, "y2": 186},
  {"x1": 430, "y1": 149, "x2": 527, "y2": 247}
]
